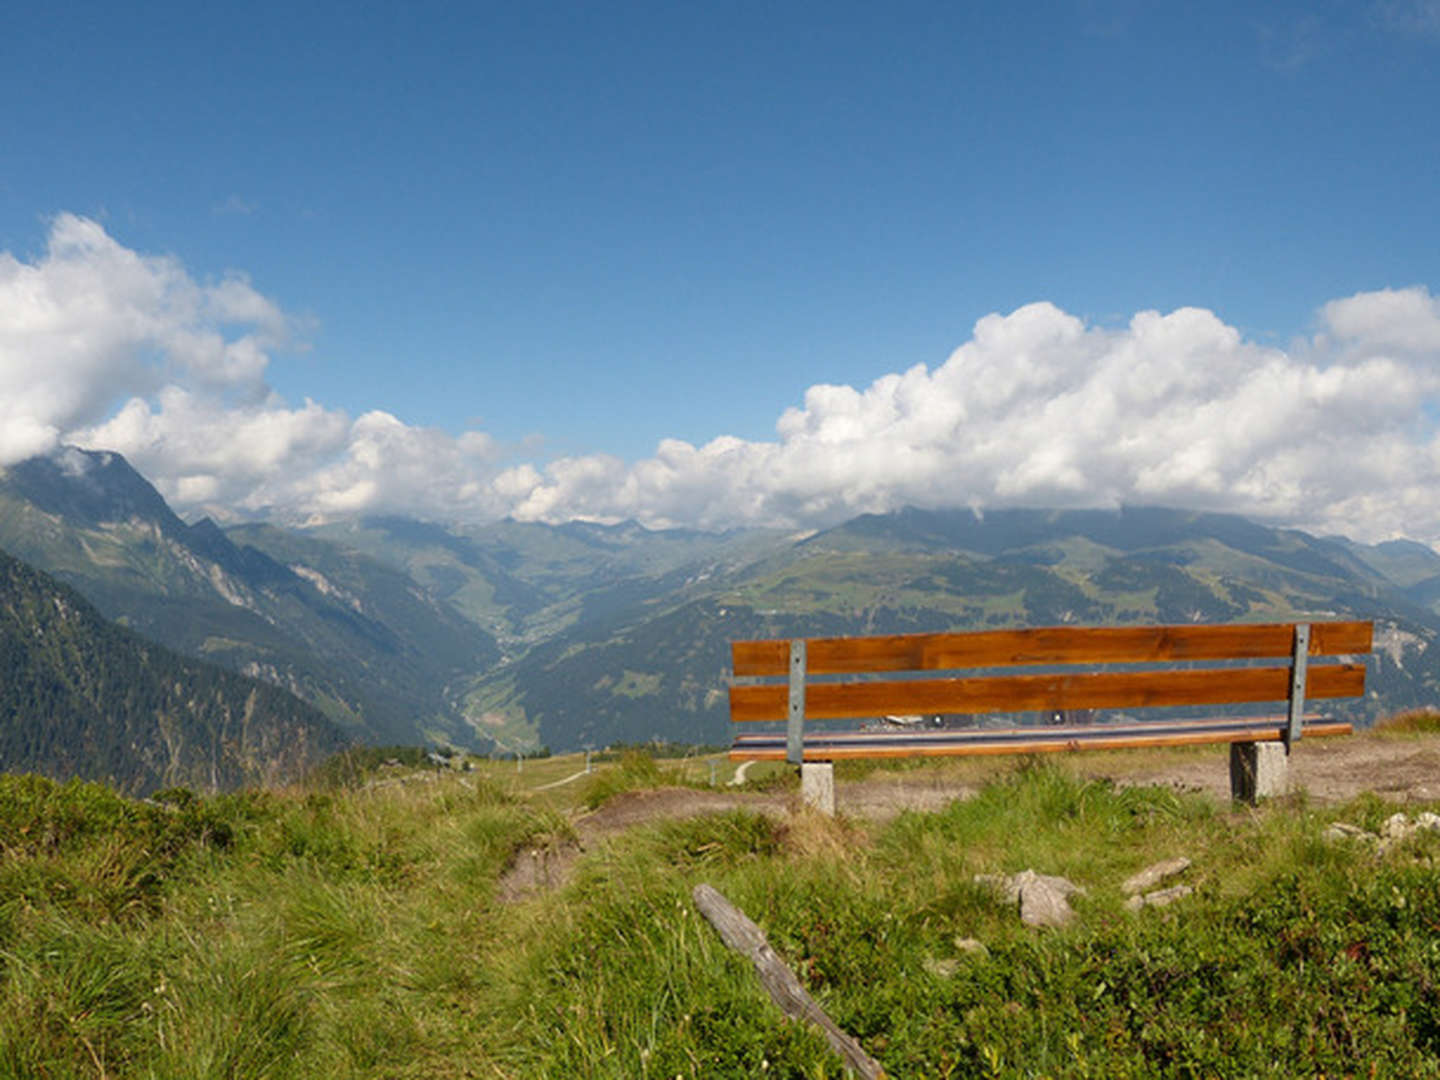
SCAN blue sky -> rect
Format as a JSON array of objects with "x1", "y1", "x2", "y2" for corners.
[{"x1": 3, "y1": 1, "x2": 1440, "y2": 540}]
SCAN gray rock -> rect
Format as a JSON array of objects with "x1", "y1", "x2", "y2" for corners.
[
  {"x1": 1125, "y1": 884, "x2": 1194, "y2": 912},
  {"x1": 1121, "y1": 857, "x2": 1191, "y2": 896},
  {"x1": 1323, "y1": 821, "x2": 1373, "y2": 841},
  {"x1": 1382, "y1": 812, "x2": 1412, "y2": 840},
  {"x1": 1020, "y1": 876, "x2": 1078, "y2": 927},
  {"x1": 953, "y1": 937, "x2": 988, "y2": 955},
  {"x1": 923, "y1": 957, "x2": 961, "y2": 978},
  {"x1": 975, "y1": 869, "x2": 1085, "y2": 928}
]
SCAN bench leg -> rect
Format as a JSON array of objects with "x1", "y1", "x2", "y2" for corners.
[
  {"x1": 800, "y1": 762, "x2": 836, "y2": 816},
  {"x1": 1230, "y1": 742, "x2": 1289, "y2": 804}
]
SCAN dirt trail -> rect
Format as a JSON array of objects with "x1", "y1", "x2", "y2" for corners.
[
  {"x1": 1112, "y1": 733, "x2": 1440, "y2": 804},
  {"x1": 496, "y1": 734, "x2": 1440, "y2": 901},
  {"x1": 575, "y1": 734, "x2": 1440, "y2": 831}
]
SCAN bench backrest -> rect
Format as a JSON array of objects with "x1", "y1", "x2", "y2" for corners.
[{"x1": 730, "y1": 621, "x2": 1373, "y2": 763}]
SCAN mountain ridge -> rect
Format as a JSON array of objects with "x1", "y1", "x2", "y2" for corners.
[{"x1": 0, "y1": 448, "x2": 499, "y2": 747}]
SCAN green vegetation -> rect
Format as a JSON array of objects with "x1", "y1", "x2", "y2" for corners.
[
  {"x1": 3, "y1": 754, "x2": 1440, "y2": 1076},
  {"x1": 576, "y1": 747, "x2": 704, "y2": 809}
]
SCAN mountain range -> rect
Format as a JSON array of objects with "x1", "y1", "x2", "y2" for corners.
[{"x1": 4, "y1": 446, "x2": 1440, "y2": 766}]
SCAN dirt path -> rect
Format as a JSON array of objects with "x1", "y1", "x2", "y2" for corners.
[
  {"x1": 1112, "y1": 733, "x2": 1440, "y2": 804},
  {"x1": 497, "y1": 734, "x2": 1440, "y2": 901}
]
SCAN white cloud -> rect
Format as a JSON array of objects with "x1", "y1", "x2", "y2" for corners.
[
  {"x1": 499, "y1": 293, "x2": 1440, "y2": 543},
  {"x1": 1321, "y1": 286, "x2": 1440, "y2": 353},
  {"x1": 4, "y1": 215, "x2": 1440, "y2": 544},
  {"x1": 0, "y1": 213, "x2": 289, "y2": 461}
]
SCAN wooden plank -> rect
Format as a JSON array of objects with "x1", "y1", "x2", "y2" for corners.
[
  {"x1": 729, "y1": 721, "x2": 1355, "y2": 761},
  {"x1": 731, "y1": 639, "x2": 790, "y2": 677},
  {"x1": 729, "y1": 662, "x2": 1366, "y2": 722},
  {"x1": 1312, "y1": 620, "x2": 1373, "y2": 656},
  {"x1": 692, "y1": 884, "x2": 887, "y2": 1079},
  {"x1": 733, "y1": 713, "x2": 1338, "y2": 747},
  {"x1": 731, "y1": 621, "x2": 1372, "y2": 676}
]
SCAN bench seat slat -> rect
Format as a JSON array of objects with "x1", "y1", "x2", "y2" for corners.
[
  {"x1": 729, "y1": 662, "x2": 1366, "y2": 722},
  {"x1": 732, "y1": 621, "x2": 1373, "y2": 677},
  {"x1": 730, "y1": 717, "x2": 1355, "y2": 761}
]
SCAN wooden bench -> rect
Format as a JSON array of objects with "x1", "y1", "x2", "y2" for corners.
[{"x1": 728, "y1": 620, "x2": 1373, "y2": 808}]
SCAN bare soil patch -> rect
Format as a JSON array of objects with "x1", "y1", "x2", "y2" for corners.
[
  {"x1": 1096, "y1": 733, "x2": 1440, "y2": 804},
  {"x1": 496, "y1": 734, "x2": 1440, "y2": 901},
  {"x1": 497, "y1": 781, "x2": 973, "y2": 901}
]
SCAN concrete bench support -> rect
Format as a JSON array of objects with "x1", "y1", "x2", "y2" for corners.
[
  {"x1": 800, "y1": 762, "x2": 835, "y2": 815},
  {"x1": 1230, "y1": 741, "x2": 1289, "y2": 804}
]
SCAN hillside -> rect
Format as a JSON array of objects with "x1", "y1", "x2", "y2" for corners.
[
  {"x1": 0, "y1": 448, "x2": 500, "y2": 747},
  {"x1": 0, "y1": 547, "x2": 348, "y2": 793}
]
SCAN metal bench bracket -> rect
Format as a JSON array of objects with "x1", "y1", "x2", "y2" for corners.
[
  {"x1": 1286, "y1": 622, "x2": 1310, "y2": 748},
  {"x1": 787, "y1": 638, "x2": 806, "y2": 765}
]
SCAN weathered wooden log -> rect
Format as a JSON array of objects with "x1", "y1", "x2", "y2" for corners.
[{"x1": 692, "y1": 883, "x2": 886, "y2": 1079}]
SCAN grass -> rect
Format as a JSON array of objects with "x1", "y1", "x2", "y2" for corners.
[
  {"x1": 1374, "y1": 707, "x2": 1440, "y2": 735},
  {"x1": 3, "y1": 748, "x2": 1440, "y2": 1076}
]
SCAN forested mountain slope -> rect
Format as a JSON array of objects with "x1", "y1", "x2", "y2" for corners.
[{"x1": 0, "y1": 547, "x2": 348, "y2": 793}]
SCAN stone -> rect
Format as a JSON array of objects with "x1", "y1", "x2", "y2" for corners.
[
  {"x1": 923, "y1": 957, "x2": 961, "y2": 978},
  {"x1": 1121, "y1": 857, "x2": 1191, "y2": 896},
  {"x1": 800, "y1": 762, "x2": 835, "y2": 816},
  {"x1": 1416, "y1": 812, "x2": 1440, "y2": 832},
  {"x1": 1230, "y1": 741, "x2": 1289, "y2": 804},
  {"x1": 1020, "y1": 876, "x2": 1079, "y2": 927},
  {"x1": 974, "y1": 869, "x2": 1085, "y2": 928},
  {"x1": 1323, "y1": 822, "x2": 1374, "y2": 842},
  {"x1": 1124, "y1": 884, "x2": 1194, "y2": 912},
  {"x1": 1381, "y1": 812, "x2": 1413, "y2": 839},
  {"x1": 953, "y1": 937, "x2": 988, "y2": 956}
]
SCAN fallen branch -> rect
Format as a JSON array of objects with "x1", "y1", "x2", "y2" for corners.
[{"x1": 692, "y1": 883, "x2": 886, "y2": 1079}]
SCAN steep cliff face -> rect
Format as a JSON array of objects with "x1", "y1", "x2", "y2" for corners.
[{"x1": 0, "y1": 547, "x2": 350, "y2": 794}]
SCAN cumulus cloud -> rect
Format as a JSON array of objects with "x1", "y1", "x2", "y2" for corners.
[
  {"x1": 0, "y1": 213, "x2": 289, "y2": 462},
  {"x1": 501, "y1": 293, "x2": 1440, "y2": 543},
  {"x1": 3, "y1": 215, "x2": 1440, "y2": 544},
  {"x1": 71, "y1": 384, "x2": 510, "y2": 524},
  {"x1": 2, "y1": 215, "x2": 507, "y2": 523}
]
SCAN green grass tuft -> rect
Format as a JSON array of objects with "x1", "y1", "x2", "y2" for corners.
[
  {"x1": 577, "y1": 748, "x2": 698, "y2": 809},
  {"x1": 1375, "y1": 707, "x2": 1440, "y2": 734}
]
